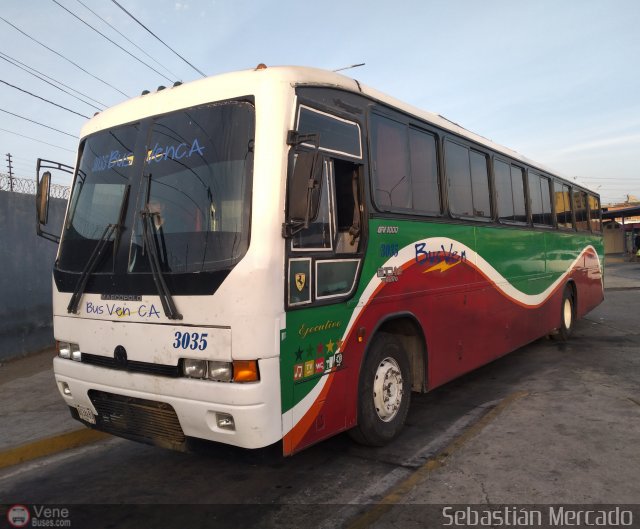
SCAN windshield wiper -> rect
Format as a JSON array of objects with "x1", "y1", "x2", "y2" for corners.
[
  {"x1": 111, "y1": 185, "x2": 130, "y2": 268},
  {"x1": 141, "y1": 207, "x2": 182, "y2": 320},
  {"x1": 67, "y1": 186, "x2": 130, "y2": 314},
  {"x1": 67, "y1": 223, "x2": 118, "y2": 314}
]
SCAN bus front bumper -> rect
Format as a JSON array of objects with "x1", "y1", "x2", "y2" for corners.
[{"x1": 53, "y1": 356, "x2": 282, "y2": 450}]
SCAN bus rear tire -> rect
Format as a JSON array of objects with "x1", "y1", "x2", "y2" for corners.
[
  {"x1": 349, "y1": 332, "x2": 411, "y2": 447},
  {"x1": 552, "y1": 285, "x2": 575, "y2": 341}
]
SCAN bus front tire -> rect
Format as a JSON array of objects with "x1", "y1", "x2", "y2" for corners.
[
  {"x1": 349, "y1": 332, "x2": 411, "y2": 447},
  {"x1": 552, "y1": 285, "x2": 575, "y2": 341}
]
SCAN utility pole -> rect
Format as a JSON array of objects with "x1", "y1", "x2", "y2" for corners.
[{"x1": 5, "y1": 153, "x2": 14, "y2": 192}]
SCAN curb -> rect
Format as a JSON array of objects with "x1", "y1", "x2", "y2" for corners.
[{"x1": 0, "y1": 429, "x2": 109, "y2": 470}]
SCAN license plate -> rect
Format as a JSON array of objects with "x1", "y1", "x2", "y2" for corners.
[{"x1": 77, "y1": 405, "x2": 96, "y2": 424}]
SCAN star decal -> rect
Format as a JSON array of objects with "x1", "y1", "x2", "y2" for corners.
[
  {"x1": 326, "y1": 339, "x2": 335, "y2": 353},
  {"x1": 294, "y1": 346, "x2": 303, "y2": 361},
  {"x1": 306, "y1": 344, "x2": 315, "y2": 357},
  {"x1": 317, "y1": 342, "x2": 324, "y2": 354}
]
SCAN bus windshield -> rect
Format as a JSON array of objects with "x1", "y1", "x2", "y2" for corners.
[{"x1": 58, "y1": 100, "x2": 255, "y2": 275}]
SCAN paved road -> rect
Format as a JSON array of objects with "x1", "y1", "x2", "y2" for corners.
[{"x1": 1, "y1": 259, "x2": 639, "y2": 528}]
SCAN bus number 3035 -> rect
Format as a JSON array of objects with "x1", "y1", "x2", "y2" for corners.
[{"x1": 173, "y1": 331, "x2": 208, "y2": 350}]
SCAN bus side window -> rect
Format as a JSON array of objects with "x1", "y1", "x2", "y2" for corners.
[
  {"x1": 528, "y1": 172, "x2": 543, "y2": 225},
  {"x1": 445, "y1": 143, "x2": 491, "y2": 219},
  {"x1": 511, "y1": 165, "x2": 527, "y2": 223},
  {"x1": 541, "y1": 176, "x2": 553, "y2": 226},
  {"x1": 371, "y1": 114, "x2": 410, "y2": 210},
  {"x1": 555, "y1": 182, "x2": 574, "y2": 229},
  {"x1": 495, "y1": 159, "x2": 514, "y2": 222},
  {"x1": 588, "y1": 194, "x2": 602, "y2": 232},
  {"x1": 574, "y1": 190, "x2": 589, "y2": 231},
  {"x1": 529, "y1": 172, "x2": 554, "y2": 226},
  {"x1": 371, "y1": 113, "x2": 441, "y2": 217},
  {"x1": 445, "y1": 140, "x2": 473, "y2": 217},
  {"x1": 409, "y1": 127, "x2": 440, "y2": 215},
  {"x1": 469, "y1": 151, "x2": 491, "y2": 218}
]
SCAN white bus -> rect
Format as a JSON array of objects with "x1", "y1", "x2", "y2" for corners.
[{"x1": 37, "y1": 65, "x2": 603, "y2": 456}]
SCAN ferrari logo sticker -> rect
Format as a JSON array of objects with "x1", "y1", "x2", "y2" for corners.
[{"x1": 295, "y1": 272, "x2": 306, "y2": 292}]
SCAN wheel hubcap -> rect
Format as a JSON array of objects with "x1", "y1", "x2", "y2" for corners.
[
  {"x1": 373, "y1": 357, "x2": 403, "y2": 422},
  {"x1": 563, "y1": 298, "x2": 573, "y2": 329}
]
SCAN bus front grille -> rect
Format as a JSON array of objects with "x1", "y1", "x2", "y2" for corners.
[
  {"x1": 82, "y1": 353, "x2": 181, "y2": 378},
  {"x1": 87, "y1": 390, "x2": 186, "y2": 451}
]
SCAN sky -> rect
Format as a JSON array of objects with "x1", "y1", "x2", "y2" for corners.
[{"x1": 1, "y1": 0, "x2": 639, "y2": 205}]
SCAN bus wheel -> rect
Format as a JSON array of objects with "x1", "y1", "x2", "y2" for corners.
[
  {"x1": 553, "y1": 285, "x2": 575, "y2": 341},
  {"x1": 349, "y1": 332, "x2": 411, "y2": 446}
]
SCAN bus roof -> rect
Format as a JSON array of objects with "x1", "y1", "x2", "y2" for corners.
[{"x1": 80, "y1": 65, "x2": 595, "y2": 194}]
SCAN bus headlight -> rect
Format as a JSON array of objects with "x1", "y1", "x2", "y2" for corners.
[
  {"x1": 208, "y1": 361, "x2": 232, "y2": 382},
  {"x1": 58, "y1": 341, "x2": 80, "y2": 360},
  {"x1": 183, "y1": 359, "x2": 208, "y2": 379}
]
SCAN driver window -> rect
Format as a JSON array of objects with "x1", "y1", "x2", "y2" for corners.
[
  {"x1": 291, "y1": 158, "x2": 362, "y2": 254},
  {"x1": 334, "y1": 159, "x2": 361, "y2": 253},
  {"x1": 292, "y1": 160, "x2": 333, "y2": 251}
]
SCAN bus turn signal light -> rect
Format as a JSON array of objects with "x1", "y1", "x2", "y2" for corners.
[{"x1": 233, "y1": 360, "x2": 259, "y2": 382}]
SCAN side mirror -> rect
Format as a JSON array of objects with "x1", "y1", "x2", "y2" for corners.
[
  {"x1": 37, "y1": 171, "x2": 52, "y2": 225},
  {"x1": 36, "y1": 159, "x2": 75, "y2": 243},
  {"x1": 283, "y1": 151, "x2": 323, "y2": 237}
]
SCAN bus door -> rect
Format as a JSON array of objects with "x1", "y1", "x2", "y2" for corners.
[{"x1": 281, "y1": 103, "x2": 366, "y2": 453}]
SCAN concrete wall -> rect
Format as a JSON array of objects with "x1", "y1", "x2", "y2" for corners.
[{"x1": 0, "y1": 191, "x2": 66, "y2": 360}]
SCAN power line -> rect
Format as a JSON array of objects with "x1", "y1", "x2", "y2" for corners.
[
  {"x1": 0, "y1": 50, "x2": 106, "y2": 107},
  {"x1": 52, "y1": 0, "x2": 174, "y2": 84},
  {"x1": 74, "y1": 0, "x2": 180, "y2": 81},
  {"x1": 110, "y1": 0, "x2": 206, "y2": 78},
  {"x1": 9, "y1": 164, "x2": 36, "y2": 174},
  {"x1": 575, "y1": 177, "x2": 631, "y2": 181},
  {"x1": 7, "y1": 156, "x2": 38, "y2": 166},
  {"x1": 8, "y1": 155, "x2": 34, "y2": 164},
  {"x1": 9, "y1": 159, "x2": 34, "y2": 168},
  {"x1": 10, "y1": 157, "x2": 34, "y2": 163},
  {"x1": 0, "y1": 79, "x2": 90, "y2": 119},
  {"x1": 0, "y1": 108, "x2": 77, "y2": 138},
  {"x1": 587, "y1": 184, "x2": 640, "y2": 188},
  {"x1": 0, "y1": 51, "x2": 104, "y2": 111},
  {"x1": 0, "y1": 127, "x2": 75, "y2": 152},
  {"x1": 0, "y1": 15, "x2": 130, "y2": 98}
]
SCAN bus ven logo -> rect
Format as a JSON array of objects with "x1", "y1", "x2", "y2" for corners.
[{"x1": 295, "y1": 273, "x2": 306, "y2": 292}]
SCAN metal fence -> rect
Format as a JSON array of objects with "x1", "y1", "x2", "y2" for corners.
[{"x1": 0, "y1": 173, "x2": 70, "y2": 199}]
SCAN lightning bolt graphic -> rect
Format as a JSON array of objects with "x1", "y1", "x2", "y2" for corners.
[{"x1": 423, "y1": 259, "x2": 462, "y2": 274}]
